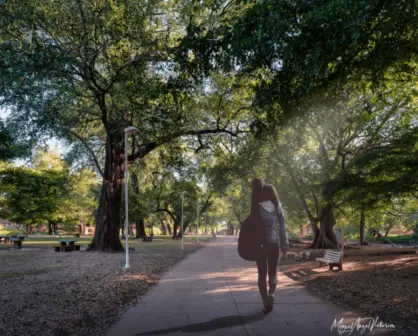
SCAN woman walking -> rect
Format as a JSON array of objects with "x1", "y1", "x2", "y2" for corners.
[{"x1": 257, "y1": 183, "x2": 289, "y2": 313}]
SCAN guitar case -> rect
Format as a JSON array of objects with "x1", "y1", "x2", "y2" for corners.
[{"x1": 237, "y1": 213, "x2": 265, "y2": 261}]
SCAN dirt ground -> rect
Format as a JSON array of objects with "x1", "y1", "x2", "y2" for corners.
[
  {"x1": 0, "y1": 237, "x2": 209, "y2": 336},
  {"x1": 280, "y1": 243, "x2": 418, "y2": 335}
]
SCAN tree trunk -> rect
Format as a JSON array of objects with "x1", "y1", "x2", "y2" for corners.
[
  {"x1": 226, "y1": 221, "x2": 234, "y2": 235},
  {"x1": 160, "y1": 220, "x2": 167, "y2": 235},
  {"x1": 25, "y1": 224, "x2": 29, "y2": 235},
  {"x1": 300, "y1": 223, "x2": 306, "y2": 237},
  {"x1": 87, "y1": 142, "x2": 124, "y2": 252},
  {"x1": 309, "y1": 203, "x2": 337, "y2": 249},
  {"x1": 48, "y1": 221, "x2": 53, "y2": 235},
  {"x1": 29, "y1": 224, "x2": 33, "y2": 235},
  {"x1": 130, "y1": 172, "x2": 146, "y2": 238},
  {"x1": 360, "y1": 209, "x2": 367, "y2": 245},
  {"x1": 172, "y1": 222, "x2": 179, "y2": 239},
  {"x1": 166, "y1": 222, "x2": 172, "y2": 236},
  {"x1": 384, "y1": 220, "x2": 394, "y2": 237},
  {"x1": 78, "y1": 224, "x2": 82, "y2": 236},
  {"x1": 135, "y1": 219, "x2": 147, "y2": 238}
]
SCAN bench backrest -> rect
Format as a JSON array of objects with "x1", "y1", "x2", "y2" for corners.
[{"x1": 324, "y1": 250, "x2": 342, "y2": 262}]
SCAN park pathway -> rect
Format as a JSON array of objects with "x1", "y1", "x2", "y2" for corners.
[{"x1": 106, "y1": 237, "x2": 397, "y2": 336}]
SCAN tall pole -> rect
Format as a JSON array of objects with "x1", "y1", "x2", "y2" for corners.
[
  {"x1": 123, "y1": 126, "x2": 138, "y2": 270},
  {"x1": 196, "y1": 199, "x2": 199, "y2": 244},
  {"x1": 181, "y1": 191, "x2": 186, "y2": 250},
  {"x1": 124, "y1": 131, "x2": 130, "y2": 269}
]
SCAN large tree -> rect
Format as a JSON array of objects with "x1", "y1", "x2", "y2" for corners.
[{"x1": 0, "y1": 1, "x2": 252, "y2": 251}]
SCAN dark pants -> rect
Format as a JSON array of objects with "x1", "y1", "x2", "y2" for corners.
[{"x1": 256, "y1": 243, "x2": 280, "y2": 300}]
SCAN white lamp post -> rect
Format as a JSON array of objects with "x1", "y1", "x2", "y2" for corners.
[
  {"x1": 124, "y1": 126, "x2": 139, "y2": 269},
  {"x1": 181, "y1": 191, "x2": 187, "y2": 250},
  {"x1": 196, "y1": 199, "x2": 199, "y2": 244}
]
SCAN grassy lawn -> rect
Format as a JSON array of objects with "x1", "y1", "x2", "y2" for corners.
[
  {"x1": 372, "y1": 234, "x2": 416, "y2": 244},
  {"x1": 0, "y1": 235, "x2": 211, "y2": 336},
  {"x1": 0, "y1": 235, "x2": 210, "y2": 250}
]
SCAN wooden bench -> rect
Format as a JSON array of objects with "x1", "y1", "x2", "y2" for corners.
[
  {"x1": 53, "y1": 244, "x2": 81, "y2": 252},
  {"x1": 316, "y1": 250, "x2": 343, "y2": 271}
]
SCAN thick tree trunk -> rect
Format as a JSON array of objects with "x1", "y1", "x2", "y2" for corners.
[
  {"x1": 48, "y1": 221, "x2": 53, "y2": 235},
  {"x1": 309, "y1": 203, "x2": 337, "y2": 249},
  {"x1": 87, "y1": 142, "x2": 124, "y2": 252},
  {"x1": 135, "y1": 219, "x2": 147, "y2": 238},
  {"x1": 25, "y1": 224, "x2": 29, "y2": 235},
  {"x1": 360, "y1": 209, "x2": 367, "y2": 245},
  {"x1": 166, "y1": 222, "x2": 172, "y2": 236},
  {"x1": 172, "y1": 222, "x2": 179, "y2": 239},
  {"x1": 130, "y1": 173, "x2": 147, "y2": 238},
  {"x1": 160, "y1": 219, "x2": 167, "y2": 235}
]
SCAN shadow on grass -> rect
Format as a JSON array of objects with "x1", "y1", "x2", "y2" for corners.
[{"x1": 135, "y1": 311, "x2": 265, "y2": 335}]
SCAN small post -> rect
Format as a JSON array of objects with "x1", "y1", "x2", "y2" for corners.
[{"x1": 181, "y1": 191, "x2": 186, "y2": 250}]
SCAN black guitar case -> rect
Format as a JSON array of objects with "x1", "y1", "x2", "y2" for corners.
[{"x1": 237, "y1": 213, "x2": 265, "y2": 261}]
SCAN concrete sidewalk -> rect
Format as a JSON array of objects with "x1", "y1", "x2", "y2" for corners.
[{"x1": 106, "y1": 237, "x2": 397, "y2": 336}]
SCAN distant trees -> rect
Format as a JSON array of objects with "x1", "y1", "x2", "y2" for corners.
[{"x1": 0, "y1": 148, "x2": 99, "y2": 234}]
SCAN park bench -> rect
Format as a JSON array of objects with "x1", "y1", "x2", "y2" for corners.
[
  {"x1": 142, "y1": 236, "x2": 153, "y2": 242},
  {"x1": 54, "y1": 239, "x2": 80, "y2": 252},
  {"x1": 316, "y1": 250, "x2": 343, "y2": 271},
  {"x1": 10, "y1": 237, "x2": 24, "y2": 249}
]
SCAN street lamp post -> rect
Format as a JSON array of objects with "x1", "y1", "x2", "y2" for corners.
[
  {"x1": 124, "y1": 126, "x2": 139, "y2": 270},
  {"x1": 196, "y1": 199, "x2": 199, "y2": 244},
  {"x1": 181, "y1": 191, "x2": 187, "y2": 250}
]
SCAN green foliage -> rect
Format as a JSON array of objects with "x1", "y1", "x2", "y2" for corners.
[
  {"x1": 213, "y1": 0, "x2": 418, "y2": 115},
  {"x1": 0, "y1": 120, "x2": 30, "y2": 161},
  {"x1": 324, "y1": 128, "x2": 418, "y2": 208},
  {"x1": 0, "y1": 166, "x2": 70, "y2": 225}
]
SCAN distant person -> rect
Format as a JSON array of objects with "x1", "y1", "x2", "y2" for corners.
[{"x1": 257, "y1": 184, "x2": 289, "y2": 313}]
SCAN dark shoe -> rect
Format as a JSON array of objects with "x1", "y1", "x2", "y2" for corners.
[{"x1": 266, "y1": 294, "x2": 275, "y2": 312}]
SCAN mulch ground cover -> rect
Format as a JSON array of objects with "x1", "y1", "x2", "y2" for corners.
[
  {"x1": 280, "y1": 243, "x2": 418, "y2": 335},
  {"x1": 0, "y1": 237, "x2": 209, "y2": 336}
]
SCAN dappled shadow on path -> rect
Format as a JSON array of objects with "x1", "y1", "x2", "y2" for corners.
[
  {"x1": 284, "y1": 268, "x2": 319, "y2": 281},
  {"x1": 134, "y1": 311, "x2": 265, "y2": 335}
]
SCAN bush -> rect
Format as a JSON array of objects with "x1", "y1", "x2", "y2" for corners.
[
  {"x1": 0, "y1": 224, "x2": 25, "y2": 235},
  {"x1": 75, "y1": 233, "x2": 80, "y2": 238}
]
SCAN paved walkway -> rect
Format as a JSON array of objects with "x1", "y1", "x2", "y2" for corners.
[{"x1": 107, "y1": 237, "x2": 397, "y2": 336}]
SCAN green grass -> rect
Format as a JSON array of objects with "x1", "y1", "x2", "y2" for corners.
[
  {"x1": 0, "y1": 235, "x2": 211, "y2": 250},
  {"x1": 373, "y1": 235, "x2": 415, "y2": 244}
]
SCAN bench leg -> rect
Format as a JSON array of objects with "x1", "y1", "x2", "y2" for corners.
[{"x1": 329, "y1": 264, "x2": 334, "y2": 271}]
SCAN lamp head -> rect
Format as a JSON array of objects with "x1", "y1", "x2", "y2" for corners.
[{"x1": 124, "y1": 126, "x2": 139, "y2": 134}]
